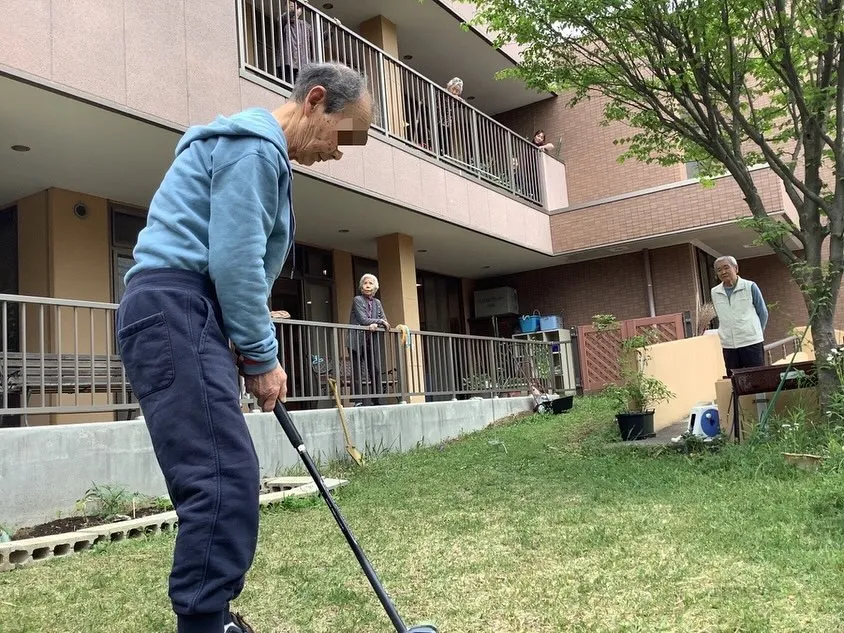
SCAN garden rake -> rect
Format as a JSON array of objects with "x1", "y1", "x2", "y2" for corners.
[{"x1": 327, "y1": 377, "x2": 365, "y2": 466}]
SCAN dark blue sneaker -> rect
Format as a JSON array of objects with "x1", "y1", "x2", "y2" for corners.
[{"x1": 223, "y1": 612, "x2": 255, "y2": 633}]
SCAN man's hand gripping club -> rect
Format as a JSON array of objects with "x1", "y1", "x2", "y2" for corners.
[{"x1": 238, "y1": 357, "x2": 288, "y2": 412}]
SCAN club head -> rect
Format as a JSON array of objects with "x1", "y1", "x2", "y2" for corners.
[{"x1": 407, "y1": 626, "x2": 439, "y2": 633}]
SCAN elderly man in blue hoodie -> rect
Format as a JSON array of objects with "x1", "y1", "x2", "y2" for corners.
[{"x1": 116, "y1": 63, "x2": 372, "y2": 633}]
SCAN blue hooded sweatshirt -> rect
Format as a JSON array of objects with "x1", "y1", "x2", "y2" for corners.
[{"x1": 126, "y1": 108, "x2": 295, "y2": 375}]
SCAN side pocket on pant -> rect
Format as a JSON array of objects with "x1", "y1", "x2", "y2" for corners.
[{"x1": 117, "y1": 311, "x2": 176, "y2": 400}]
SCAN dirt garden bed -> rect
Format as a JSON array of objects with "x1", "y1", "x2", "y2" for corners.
[{"x1": 11, "y1": 506, "x2": 166, "y2": 541}]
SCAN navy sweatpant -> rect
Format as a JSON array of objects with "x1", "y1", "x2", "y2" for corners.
[{"x1": 117, "y1": 269, "x2": 260, "y2": 633}]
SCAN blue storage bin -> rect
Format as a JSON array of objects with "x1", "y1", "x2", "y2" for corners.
[
  {"x1": 540, "y1": 314, "x2": 563, "y2": 331},
  {"x1": 519, "y1": 312, "x2": 541, "y2": 333}
]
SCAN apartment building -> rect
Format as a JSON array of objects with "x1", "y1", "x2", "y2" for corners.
[{"x1": 0, "y1": 0, "x2": 825, "y2": 420}]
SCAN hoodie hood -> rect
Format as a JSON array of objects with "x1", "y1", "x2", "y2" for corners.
[{"x1": 175, "y1": 108, "x2": 289, "y2": 159}]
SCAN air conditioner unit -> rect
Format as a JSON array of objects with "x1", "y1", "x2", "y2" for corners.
[{"x1": 474, "y1": 287, "x2": 519, "y2": 318}]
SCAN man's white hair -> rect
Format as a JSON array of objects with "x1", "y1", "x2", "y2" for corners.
[
  {"x1": 359, "y1": 273, "x2": 379, "y2": 292},
  {"x1": 714, "y1": 255, "x2": 738, "y2": 269}
]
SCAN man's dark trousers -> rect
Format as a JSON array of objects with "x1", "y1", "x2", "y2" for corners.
[
  {"x1": 723, "y1": 342, "x2": 765, "y2": 376},
  {"x1": 117, "y1": 269, "x2": 260, "y2": 633}
]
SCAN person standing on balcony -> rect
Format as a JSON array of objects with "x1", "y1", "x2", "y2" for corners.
[
  {"x1": 533, "y1": 129, "x2": 556, "y2": 154},
  {"x1": 277, "y1": 0, "x2": 314, "y2": 84},
  {"x1": 348, "y1": 273, "x2": 390, "y2": 406},
  {"x1": 711, "y1": 255, "x2": 769, "y2": 375},
  {"x1": 439, "y1": 77, "x2": 467, "y2": 161},
  {"x1": 117, "y1": 63, "x2": 372, "y2": 633}
]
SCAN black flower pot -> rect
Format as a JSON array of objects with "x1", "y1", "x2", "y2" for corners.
[{"x1": 617, "y1": 411, "x2": 656, "y2": 441}]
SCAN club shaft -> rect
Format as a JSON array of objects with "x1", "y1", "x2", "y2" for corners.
[{"x1": 273, "y1": 401, "x2": 408, "y2": 633}]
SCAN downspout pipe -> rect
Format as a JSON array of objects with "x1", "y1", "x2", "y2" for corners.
[{"x1": 643, "y1": 249, "x2": 656, "y2": 317}]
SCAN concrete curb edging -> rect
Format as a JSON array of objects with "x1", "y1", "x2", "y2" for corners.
[{"x1": 0, "y1": 477, "x2": 347, "y2": 573}]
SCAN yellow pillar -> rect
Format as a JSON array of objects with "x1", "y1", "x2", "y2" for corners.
[
  {"x1": 376, "y1": 233, "x2": 424, "y2": 403},
  {"x1": 13, "y1": 189, "x2": 115, "y2": 424},
  {"x1": 377, "y1": 233, "x2": 420, "y2": 330},
  {"x1": 359, "y1": 15, "x2": 406, "y2": 138},
  {"x1": 48, "y1": 189, "x2": 114, "y2": 424}
]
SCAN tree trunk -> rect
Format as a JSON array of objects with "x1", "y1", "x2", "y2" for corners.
[{"x1": 809, "y1": 302, "x2": 838, "y2": 422}]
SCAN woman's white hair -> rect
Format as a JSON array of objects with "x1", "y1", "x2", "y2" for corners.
[
  {"x1": 359, "y1": 273, "x2": 379, "y2": 292},
  {"x1": 447, "y1": 77, "x2": 463, "y2": 92}
]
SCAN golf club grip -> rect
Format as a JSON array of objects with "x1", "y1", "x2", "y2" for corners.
[{"x1": 272, "y1": 401, "x2": 408, "y2": 633}]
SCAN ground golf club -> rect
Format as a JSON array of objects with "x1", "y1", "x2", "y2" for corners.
[{"x1": 273, "y1": 400, "x2": 439, "y2": 633}]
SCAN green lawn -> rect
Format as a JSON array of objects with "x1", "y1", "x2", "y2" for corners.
[{"x1": 3, "y1": 398, "x2": 844, "y2": 633}]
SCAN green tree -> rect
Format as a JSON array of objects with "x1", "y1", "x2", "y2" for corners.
[{"x1": 462, "y1": 0, "x2": 844, "y2": 410}]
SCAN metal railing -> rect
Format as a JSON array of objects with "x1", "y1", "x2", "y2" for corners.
[
  {"x1": 236, "y1": 0, "x2": 545, "y2": 205},
  {"x1": 764, "y1": 335, "x2": 802, "y2": 365},
  {"x1": 0, "y1": 294, "x2": 579, "y2": 424},
  {"x1": 272, "y1": 317, "x2": 576, "y2": 405},
  {"x1": 0, "y1": 294, "x2": 134, "y2": 426}
]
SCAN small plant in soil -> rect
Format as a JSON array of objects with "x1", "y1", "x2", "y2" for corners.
[
  {"x1": 76, "y1": 483, "x2": 139, "y2": 522},
  {"x1": 592, "y1": 314, "x2": 675, "y2": 440},
  {"x1": 12, "y1": 483, "x2": 174, "y2": 541},
  {"x1": 592, "y1": 315, "x2": 674, "y2": 415}
]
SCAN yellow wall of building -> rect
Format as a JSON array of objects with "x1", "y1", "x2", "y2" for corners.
[
  {"x1": 48, "y1": 189, "x2": 111, "y2": 303},
  {"x1": 643, "y1": 334, "x2": 724, "y2": 431},
  {"x1": 47, "y1": 189, "x2": 114, "y2": 424},
  {"x1": 14, "y1": 189, "x2": 116, "y2": 424}
]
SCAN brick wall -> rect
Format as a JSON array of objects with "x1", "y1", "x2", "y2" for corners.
[
  {"x1": 737, "y1": 253, "x2": 844, "y2": 341},
  {"x1": 476, "y1": 245, "x2": 697, "y2": 328},
  {"x1": 550, "y1": 168, "x2": 785, "y2": 254},
  {"x1": 496, "y1": 92, "x2": 683, "y2": 206},
  {"x1": 650, "y1": 245, "x2": 700, "y2": 317},
  {"x1": 473, "y1": 243, "x2": 844, "y2": 345}
]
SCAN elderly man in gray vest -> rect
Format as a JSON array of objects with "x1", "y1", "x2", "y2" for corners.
[{"x1": 711, "y1": 255, "x2": 769, "y2": 375}]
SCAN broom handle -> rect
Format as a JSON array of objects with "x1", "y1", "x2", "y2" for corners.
[{"x1": 328, "y1": 378, "x2": 355, "y2": 446}]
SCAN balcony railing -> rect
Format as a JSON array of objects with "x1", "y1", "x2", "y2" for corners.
[
  {"x1": 236, "y1": 0, "x2": 545, "y2": 205},
  {"x1": 0, "y1": 294, "x2": 578, "y2": 425}
]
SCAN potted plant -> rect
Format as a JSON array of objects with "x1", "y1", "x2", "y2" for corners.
[{"x1": 592, "y1": 315, "x2": 676, "y2": 440}]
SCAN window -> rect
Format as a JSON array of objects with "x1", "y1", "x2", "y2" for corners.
[
  {"x1": 302, "y1": 246, "x2": 333, "y2": 279},
  {"x1": 417, "y1": 269, "x2": 465, "y2": 334},
  {"x1": 685, "y1": 161, "x2": 701, "y2": 179},
  {"x1": 111, "y1": 207, "x2": 146, "y2": 249},
  {"x1": 110, "y1": 205, "x2": 147, "y2": 302}
]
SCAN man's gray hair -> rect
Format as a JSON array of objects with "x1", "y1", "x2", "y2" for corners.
[
  {"x1": 714, "y1": 255, "x2": 738, "y2": 269},
  {"x1": 290, "y1": 63, "x2": 368, "y2": 114}
]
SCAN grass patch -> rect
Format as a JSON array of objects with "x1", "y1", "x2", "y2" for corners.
[{"x1": 3, "y1": 397, "x2": 844, "y2": 632}]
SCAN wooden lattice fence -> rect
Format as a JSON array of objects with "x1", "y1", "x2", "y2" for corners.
[{"x1": 576, "y1": 313, "x2": 686, "y2": 393}]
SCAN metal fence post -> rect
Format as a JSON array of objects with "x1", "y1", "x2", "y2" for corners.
[
  {"x1": 506, "y1": 134, "x2": 516, "y2": 195},
  {"x1": 377, "y1": 52, "x2": 390, "y2": 136},
  {"x1": 488, "y1": 339, "x2": 497, "y2": 398},
  {"x1": 448, "y1": 336, "x2": 457, "y2": 400},
  {"x1": 429, "y1": 84, "x2": 441, "y2": 159},
  {"x1": 471, "y1": 111, "x2": 482, "y2": 178}
]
